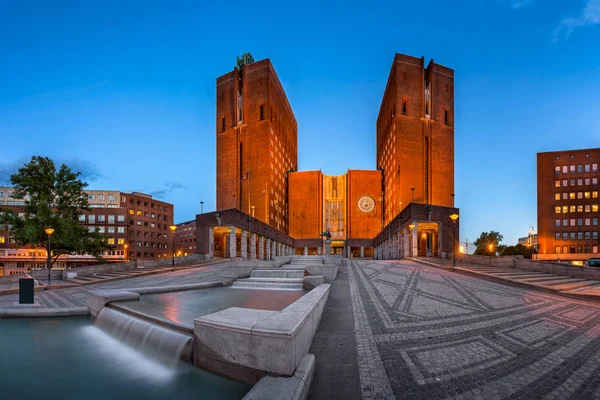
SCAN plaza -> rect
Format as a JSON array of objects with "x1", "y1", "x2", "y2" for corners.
[{"x1": 4, "y1": 258, "x2": 600, "y2": 399}]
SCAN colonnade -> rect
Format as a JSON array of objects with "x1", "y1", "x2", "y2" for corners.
[
  {"x1": 374, "y1": 222, "x2": 419, "y2": 260},
  {"x1": 207, "y1": 226, "x2": 293, "y2": 260}
]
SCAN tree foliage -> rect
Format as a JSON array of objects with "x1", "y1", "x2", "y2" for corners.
[
  {"x1": 0, "y1": 156, "x2": 112, "y2": 268},
  {"x1": 473, "y1": 231, "x2": 504, "y2": 256},
  {"x1": 499, "y1": 243, "x2": 536, "y2": 259}
]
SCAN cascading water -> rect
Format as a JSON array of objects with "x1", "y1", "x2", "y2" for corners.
[{"x1": 94, "y1": 307, "x2": 192, "y2": 365}]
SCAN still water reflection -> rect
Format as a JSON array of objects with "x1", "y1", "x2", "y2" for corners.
[{"x1": 119, "y1": 287, "x2": 307, "y2": 325}]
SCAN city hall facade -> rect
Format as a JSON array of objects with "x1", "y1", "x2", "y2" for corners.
[{"x1": 195, "y1": 53, "x2": 459, "y2": 260}]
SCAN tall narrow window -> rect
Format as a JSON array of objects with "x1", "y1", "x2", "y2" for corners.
[
  {"x1": 259, "y1": 104, "x2": 264, "y2": 120},
  {"x1": 221, "y1": 117, "x2": 225, "y2": 132},
  {"x1": 402, "y1": 99, "x2": 407, "y2": 114},
  {"x1": 444, "y1": 109, "x2": 449, "y2": 124},
  {"x1": 424, "y1": 136, "x2": 429, "y2": 204}
]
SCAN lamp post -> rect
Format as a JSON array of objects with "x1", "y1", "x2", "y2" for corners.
[
  {"x1": 408, "y1": 223, "x2": 415, "y2": 258},
  {"x1": 450, "y1": 214, "x2": 459, "y2": 271},
  {"x1": 124, "y1": 244, "x2": 128, "y2": 262},
  {"x1": 488, "y1": 243, "x2": 494, "y2": 256},
  {"x1": 169, "y1": 225, "x2": 177, "y2": 268},
  {"x1": 44, "y1": 227, "x2": 55, "y2": 285}
]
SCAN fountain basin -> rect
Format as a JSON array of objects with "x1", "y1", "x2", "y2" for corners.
[
  {"x1": 111, "y1": 286, "x2": 308, "y2": 328},
  {"x1": 193, "y1": 284, "x2": 330, "y2": 383}
]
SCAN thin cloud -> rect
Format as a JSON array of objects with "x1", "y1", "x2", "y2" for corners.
[
  {"x1": 0, "y1": 157, "x2": 103, "y2": 185},
  {"x1": 554, "y1": 0, "x2": 600, "y2": 40},
  {"x1": 66, "y1": 157, "x2": 104, "y2": 182},
  {"x1": 510, "y1": 0, "x2": 536, "y2": 9},
  {"x1": 149, "y1": 181, "x2": 187, "y2": 199}
]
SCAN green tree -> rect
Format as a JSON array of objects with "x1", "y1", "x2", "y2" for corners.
[
  {"x1": 0, "y1": 156, "x2": 112, "y2": 276},
  {"x1": 473, "y1": 231, "x2": 504, "y2": 256},
  {"x1": 499, "y1": 243, "x2": 535, "y2": 259}
]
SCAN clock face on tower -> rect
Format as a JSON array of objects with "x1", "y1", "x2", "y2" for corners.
[{"x1": 358, "y1": 196, "x2": 375, "y2": 213}]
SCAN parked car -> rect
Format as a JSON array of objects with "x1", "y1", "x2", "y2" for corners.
[{"x1": 586, "y1": 258, "x2": 600, "y2": 267}]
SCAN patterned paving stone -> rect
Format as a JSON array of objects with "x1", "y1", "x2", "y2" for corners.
[{"x1": 348, "y1": 259, "x2": 600, "y2": 400}]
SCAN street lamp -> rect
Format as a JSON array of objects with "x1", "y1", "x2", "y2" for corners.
[
  {"x1": 44, "y1": 227, "x2": 55, "y2": 284},
  {"x1": 124, "y1": 244, "x2": 128, "y2": 262},
  {"x1": 169, "y1": 225, "x2": 177, "y2": 268},
  {"x1": 408, "y1": 223, "x2": 415, "y2": 258},
  {"x1": 488, "y1": 243, "x2": 494, "y2": 256},
  {"x1": 450, "y1": 214, "x2": 459, "y2": 271}
]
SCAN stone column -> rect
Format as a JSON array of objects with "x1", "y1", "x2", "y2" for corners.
[
  {"x1": 266, "y1": 238, "x2": 271, "y2": 260},
  {"x1": 271, "y1": 241, "x2": 276, "y2": 259},
  {"x1": 208, "y1": 228, "x2": 214, "y2": 259},
  {"x1": 410, "y1": 223, "x2": 418, "y2": 257},
  {"x1": 360, "y1": 246, "x2": 364, "y2": 258},
  {"x1": 304, "y1": 246, "x2": 308, "y2": 256},
  {"x1": 259, "y1": 236, "x2": 265, "y2": 260},
  {"x1": 250, "y1": 233, "x2": 257, "y2": 260},
  {"x1": 228, "y1": 226, "x2": 236, "y2": 259},
  {"x1": 398, "y1": 234, "x2": 403, "y2": 258},
  {"x1": 241, "y1": 230, "x2": 248, "y2": 259}
]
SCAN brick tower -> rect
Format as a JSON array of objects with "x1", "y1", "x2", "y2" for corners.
[
  {"x1": 216, "y1": 53, "x2": 298, "y2": 233},
  {"x1": 377, "y1": 54, "x2": 455, "y2": 226}
]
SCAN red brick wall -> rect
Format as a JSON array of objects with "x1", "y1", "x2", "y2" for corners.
[
  {"x1": 216, "y1": 59, "x2": 297, "y2": 233},
  {"x1": 347, "y1": 170, "x2": 382, "y2": 239},
  {"x1": 376, "y1": 54, "x2": 454, "y2": 226},
  {"x1": 288, "y1": 171, "x2": 322, "y2": 239},
  {"x1": 537, "y1": 149, "x2": 600, "y2": 257}
]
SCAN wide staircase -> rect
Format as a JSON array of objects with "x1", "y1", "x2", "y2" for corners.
[
  {"x1": 289, "y1": 256, "x2": 324, "y2": 266},
  {"x1": 231, "y1": 268, "x2": 305, "y2": 290}
]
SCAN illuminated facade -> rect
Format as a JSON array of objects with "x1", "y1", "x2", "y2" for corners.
[
  {"x1": 537, "y1": 148, "x2": 600, "y2": 264},
  {"x1": 0, "y1": 188, "x2": 174, "y2": 276},
  {"x1": 211, "y1": 53, "x2": 459, "y2": 258}
]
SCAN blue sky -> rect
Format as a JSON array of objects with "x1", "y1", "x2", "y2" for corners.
[{"x1": 1, "y1": 0, "x2": 599, "y2": 247}]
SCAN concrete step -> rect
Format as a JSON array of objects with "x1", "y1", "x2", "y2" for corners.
[
  {"x1": 232, "y1": 279, "x2": 304, "y2": 290},
  {"x1": 243, "y1": 277, "x2": 304, "y2": 283},
  {"x1": 251, "y1": 269, "x2": 305, "y2": 279},
  {"x1": 551, "y1": 280, "x2": 600, "y2": 291},
  {"x1": 465, "y1": 268, "x2": 515, "y2": 273},
  {"x1": 518, "y1": 276, "x2": 565, "y2": 282},
  {"x1": 492, "y1": 273, "x2": 557, "y2": 279},
  {"x1": 538, "y1": 278, "x2": 590, "y2": 286}
]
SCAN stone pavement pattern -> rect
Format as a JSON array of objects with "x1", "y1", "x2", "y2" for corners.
[
  {"x1": 308, "y1": 264, "x2": 361, "y2": 400},
  {"x1": 347, "y1": 259, "x2": 600, "y2": 400},
  {"x1": 0, "y1": 262, "x2": 233, "y2": 310}
]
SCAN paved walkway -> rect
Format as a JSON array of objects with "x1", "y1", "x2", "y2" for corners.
[
  {"x1": 416, "y1": 258, "x2": 600, "y2": 301},
  {"x1": 0, "y1": 261, "x2": 234, "y2": 311},
  {"x1": 346, "y1": 259, "x2": 600, "y2": 399},
  {"x1": 308, "y1": 264, "x2": 361, "y2": 400}
]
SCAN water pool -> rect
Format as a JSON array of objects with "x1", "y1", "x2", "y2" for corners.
[
  {"x1": 0, "y1": 317, "x2": 250, "y2": 400},
  {"x1": 117, "y1": 286, "x2": 307, "y2": 325}
]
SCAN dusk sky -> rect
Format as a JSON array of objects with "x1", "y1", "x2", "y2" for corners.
[{"x1": 1, "y1": 0, "x2": 599, "y2": 247}]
